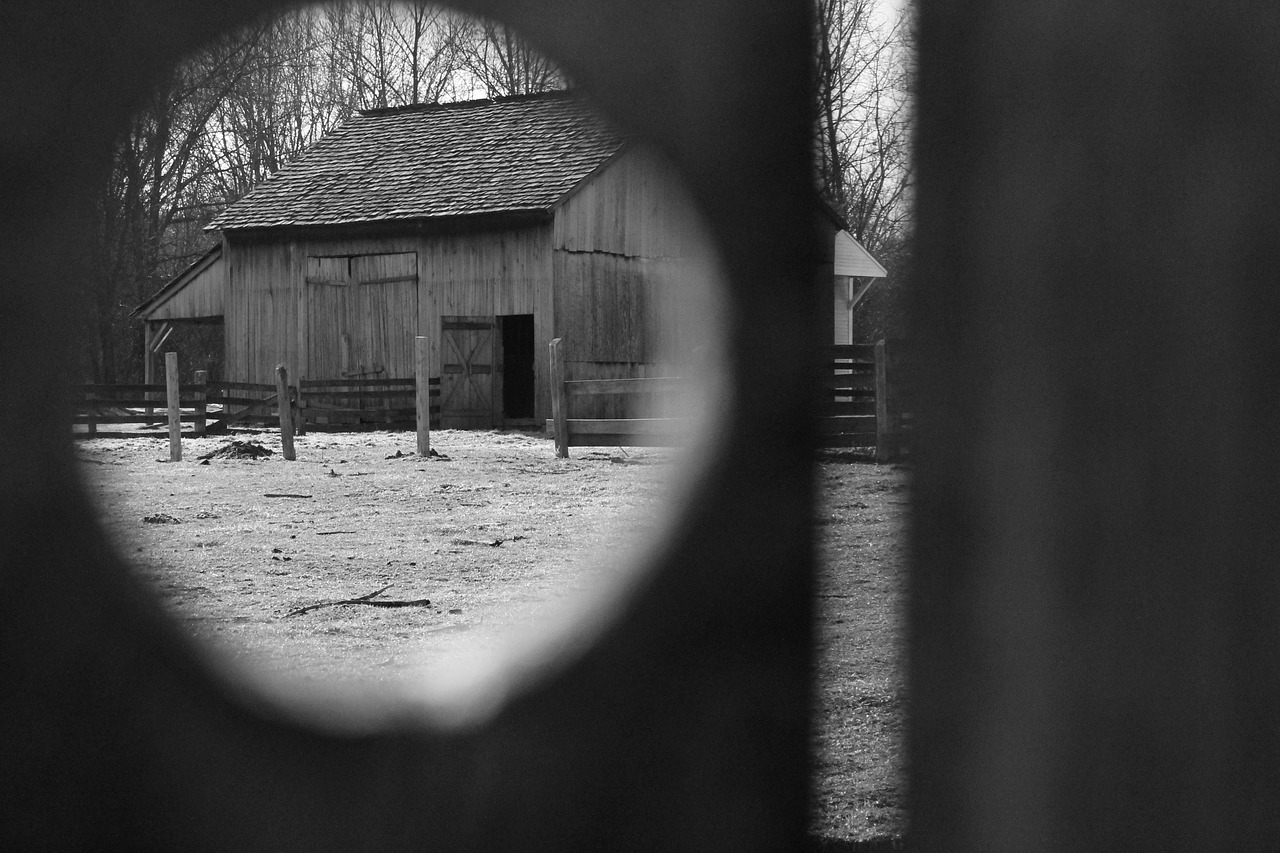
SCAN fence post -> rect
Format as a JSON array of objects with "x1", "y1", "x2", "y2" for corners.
[
  {"x1": 165, "y1": 352, "x2": 181, "y2": 462},
  {"x1": 293, "y1": 375, "x2": 306, "y2": 436},
  {"x1": 416, "y1": 336, "x2": 431, "y2": 456},
  {"x1": 193, "y1": 370, "x2": 207, "y2": 436},
  {"x1": 143, "y1": 323, "x2": 155, "y2": 424},
  {"x1": 874, "y1": 339, "x2": 894, "y2": 463},
  {"x1": 80, "y1": 386, "x2": 96, "y2": 438},
  {"x1": 549, "y1": 337, "x2": 568, "y2": 458},
  {"x1": 276, "y1": 364, "x2": 296, "y2": 461}
]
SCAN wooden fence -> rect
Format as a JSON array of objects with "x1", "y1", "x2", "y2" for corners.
[
  {"x1": 296, "y1": 377, "x2": 440, "y2": 430},
  {"x1": 549, "y1": 338, "x2": 912, "y2": 461},
  {"x1": 75, "y1": 377, "x2": 440, "y2": 434},
  {"x1": 819, "y1": 340, "x2": 911, "y2": 461},
  {"x1": 75, "y1": 382, "x2": 209, "y2": 438},
  {"x1": 75, "y1": 341, "x2": 442, "y2": 462},
  {"x1": 547, "y1": 338, "x2": 686, "y2": 458}
]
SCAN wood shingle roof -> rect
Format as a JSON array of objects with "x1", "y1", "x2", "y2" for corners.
[{"x1": 207, "y1": 92, "x2": 626, "y2": 231}]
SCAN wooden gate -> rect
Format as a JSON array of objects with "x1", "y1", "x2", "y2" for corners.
[{"x1": 439, "y1": 315, "x2": 496, "y2": 428}]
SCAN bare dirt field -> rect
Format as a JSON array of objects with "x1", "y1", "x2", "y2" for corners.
[{"x1": 76, "y1": 428, "x2": 907, "y2": 846}]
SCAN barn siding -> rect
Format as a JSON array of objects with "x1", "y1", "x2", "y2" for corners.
[
  {"x1": 225, "y1": 226, "x2": 554, "y2": 420},
  {"x1": 415, "y1": 225, "x2": 552, "y2": 421},
  {"x1": 145, "y1": 251, "x2": 225, "y2": 321},
  {"x1": 554, "y1": 145, "x2": 702, "y2": 259},
  {"x1": 551, "y1": 145, "x2": 711, "y2": 419}
]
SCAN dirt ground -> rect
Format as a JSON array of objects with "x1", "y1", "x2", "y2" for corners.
[{"x1": 75, "y1": 428, "x2": 907, "y2": 845}]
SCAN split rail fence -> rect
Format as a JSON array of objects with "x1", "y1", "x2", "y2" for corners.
[
  {"x1": 549, "y1": 338, "x2": 911, "y2": 461},
  {"x1": 74, "y1": 377, "x2": 441, "y2": 436},
  {"x1": 73, "y1": 338, "x2": 442, "y2": 461}
]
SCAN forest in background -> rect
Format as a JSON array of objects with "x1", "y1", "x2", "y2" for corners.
[{"x1": 79, "y1": 0, "x2": 912, "y2": 383}]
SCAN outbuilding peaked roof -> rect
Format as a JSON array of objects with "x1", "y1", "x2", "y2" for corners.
[{"x1": 207, "y1": 92, "x2": 626, "y2": 231}]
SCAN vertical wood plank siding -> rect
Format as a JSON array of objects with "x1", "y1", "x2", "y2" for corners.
[
  {"x1": 554, "y1": 145, "x2": 702, "y2": 258},
  {"x1": 222, "y1": 148, "x2": 705, "y2": 426},
  {"x1": 416, "y1": 226, "x2": 550, "y2": 420},
  {"x1": 551, "y1": 145, "x2": 710, "y2": 419},
  {"x1": 225, "y1": 226, "x2": 550, "y2": 419},
  {"x1": 145, "y1": 252, "x2": 225, "y2": 321}
]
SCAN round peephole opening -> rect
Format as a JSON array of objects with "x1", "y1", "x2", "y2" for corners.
[{"x1": 75, "y1": 1, "x2": 729, "y2": 724}]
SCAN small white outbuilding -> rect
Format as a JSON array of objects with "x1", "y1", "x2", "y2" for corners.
[{"x1": 832, "y1": 229, "x2": 887, "y2": 344}]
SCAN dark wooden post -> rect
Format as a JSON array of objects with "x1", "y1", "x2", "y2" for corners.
[
  {"x1": 293, "y1": 375, "x2": 306, "y2": 436},
  {"x1": 415, "y1": 336, "x2": 430, "y2": 456},
  {"x1": 165, "y1": 351, "x2": 181, "y2": 462},
  {"x1": 549, "y1": 337, "x2": 568, "y2": 458},
  {"x1": 275, "y1": 364, "x2": 295, "y2": 461},
  {"x1": 873, "y1": 339, "x2": 893, "y2": 463},
  {"x1": 192, "y1": 369, "x2": 207, "y2": 436},
  {"x1": 143, "y1": 322, "x2": 155, "y2": 422},
  {"x1": 85, "y1": 387, "x2": 96, "y2": 438}
]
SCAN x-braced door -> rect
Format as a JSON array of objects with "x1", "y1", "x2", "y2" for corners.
[{"x1": 439, "y1": 316, "x2": 495, "y2": 429}]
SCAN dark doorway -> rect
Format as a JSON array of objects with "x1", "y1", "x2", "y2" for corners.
[{"x1": 500, "y1": 314, "x2": 535, "y2": 420}]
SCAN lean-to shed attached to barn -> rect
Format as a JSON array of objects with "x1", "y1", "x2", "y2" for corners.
[{"x1": 137, "y1": 92, "x2": 715, "y2": 428}]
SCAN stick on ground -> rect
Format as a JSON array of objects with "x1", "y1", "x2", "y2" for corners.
[{"x1": 284, "y1": 585, "x2": 432, "y2": 618}]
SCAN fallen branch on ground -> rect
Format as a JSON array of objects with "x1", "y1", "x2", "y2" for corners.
[{"x1": 284, "y1": 585, "x2": 432, "y2": 618}]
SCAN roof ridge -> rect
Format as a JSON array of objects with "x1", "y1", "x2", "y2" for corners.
[{"x1": 358, "y1": 89, "x2": 575, "y2": 118}]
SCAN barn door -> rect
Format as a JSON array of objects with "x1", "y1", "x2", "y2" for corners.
[
  {"x1": 349, "y1": 253, "x2": 417, "y2": 381},
  {"x1": 440, "y1": 316, "x2": 495, "y2": 429},
  {"x1": 306, "y1": 253, "x2": 417, "y2": 383},
  {"x1": 305, "y1": 257, "x2": 350, "y2": 381}
]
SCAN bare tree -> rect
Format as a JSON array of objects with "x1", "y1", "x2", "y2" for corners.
[
  {"x1": 197, "y1": 11, "x2": 356, "y2": 203},
  {"x1": 327, "y1": 1, "x2": 465, "y2": 109},
  {"x1": 814, "y1": 0, "x2": 912, "y2": 255},
  {"x1": 79, "y1": 29, "x2": 263, "y2": 381},
  {"x1": 452, "y1": 16, "x2": 566, "y2": 98},
  {"x1": 813, "y1": 0, "x2": 913, "y2": 342},
  {"x1": 80, "y1": 2, "x2": 570, "y2": 381}
]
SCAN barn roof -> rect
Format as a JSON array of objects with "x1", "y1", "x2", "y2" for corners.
[{"x1": 207, "y1": 92, "x2": 626, "y2": 231}]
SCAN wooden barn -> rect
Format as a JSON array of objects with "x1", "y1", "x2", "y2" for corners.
[
  {"x1": 136, "y1": 91, "x2": 881, "y2": 428},
  {"x1": 137, "y1": 92, "x2": 712, "y2": 428}
]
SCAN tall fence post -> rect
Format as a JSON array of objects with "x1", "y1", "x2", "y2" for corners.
[
  {"x1": 293, "y1": 375, "x2": 306, "y2": 436},
  {"x1": 276, "y1": 364, "x2": 296, "y2": 461},
  {"x1": 86, "y1": 389, "x2": 97, "y2": 438},
  {"x1": 549, "y1": 337, "x2": 568, "y2": 458},
  {"x1": 415, "y1": 336, "x2": 431, "y2": 456},
  {"x1": 165, "y1": 352, "x2": 181, "y2": 462},
  {"x1": 144, "y1": 323, "x2": 156, "y2": 424},
  {"x1": 874, "y1": 339, "x2": 895, "y2": 463},
  {"x1": 193, "y1": 369, "x2": 207, "y2": 436}
]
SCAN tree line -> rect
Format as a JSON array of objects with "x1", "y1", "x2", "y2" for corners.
[{"x1": 79, "y1": 0, "x2": 910, "y2": 383}]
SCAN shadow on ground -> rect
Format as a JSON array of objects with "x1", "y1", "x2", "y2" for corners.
[{"x1": 810, "y1": 836, "x2": 905, "y2": 852}]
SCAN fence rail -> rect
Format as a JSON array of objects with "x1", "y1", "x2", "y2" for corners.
[
  {"x1": 547, "y1": 339, "x2": 911, "y2": 461},
  {"x1": 74, "y1": 348, "x2": 443, "y2": 466},
  {"x1": 817, "y1": 341, "x2": 910, "y2": 460},
  {"x1": 74, "y1": 378, "x2": 441, "y2": 433},
  {"x1": 547, "y1": 339, "x2": 688, "y2": 457}
]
